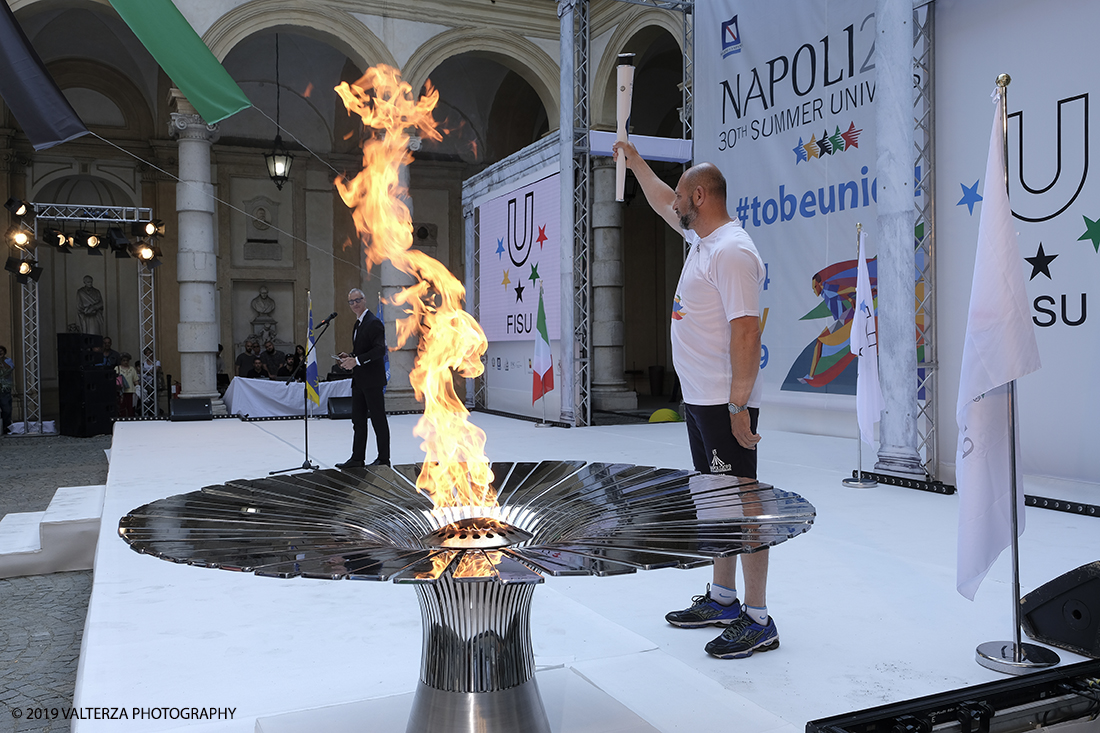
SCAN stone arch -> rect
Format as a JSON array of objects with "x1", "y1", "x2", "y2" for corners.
[
  {"x1": 49, "y1": 59, "x2": 155, "y2": 140},
  {"x1": 32, "y1": 174, "x2": 136, "y2": 207},
  {"x1": 10, "y1": 0, "x2": 112, "y2": 13},
  {"x1": 403, "y1": 28, "x2": 560, "y2": 129},
  {"x1": 202, "y1": 2, "x2": 396, "y2": 71},
  {"x1": 593, "y1": 9, "x2": 685, "y2": 129}
]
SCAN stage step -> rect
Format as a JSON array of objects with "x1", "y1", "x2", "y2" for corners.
[
  {"x1": 0, "y1": 485, "x2": 106, "y2": 579},
  {"x1": 0, "y1": 512, "x2": 46, "y2": 555}
]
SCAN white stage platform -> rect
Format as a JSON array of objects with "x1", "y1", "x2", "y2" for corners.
[{"x1": 73, "y1": 413, "x2": 1100, "y2": 732}]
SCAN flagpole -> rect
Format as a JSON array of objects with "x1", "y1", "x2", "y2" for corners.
[
  {"x1": 974, "y1": 74, "x2": 1058, "y2": 675},
  {"x1": 844, "y1": 222, "x2": 877, "y2": 489}
]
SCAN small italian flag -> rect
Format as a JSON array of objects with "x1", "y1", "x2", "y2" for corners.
[{"x1": 532, "y1": 287, "x2": 554, "y2": 403}]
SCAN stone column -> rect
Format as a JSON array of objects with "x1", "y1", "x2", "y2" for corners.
[
  {"x1": 590, "y1": 157, "x2": 637, "y2": 411},
  {"x1": 169, "y1": 91, "x2": 223, "y2": 412},
  {"x1": 873, "y1": 1, "x2": 923, "y2": 477}
]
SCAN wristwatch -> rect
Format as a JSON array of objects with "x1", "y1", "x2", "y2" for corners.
[{"x1": 727, "y1": 402, "x2": 748, "y2": 415}]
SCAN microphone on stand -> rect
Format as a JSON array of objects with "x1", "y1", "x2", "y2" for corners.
[{"x1": 316, "y1": 312, "x2": 338, "y2": 328}]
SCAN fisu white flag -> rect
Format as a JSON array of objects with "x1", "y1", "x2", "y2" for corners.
[
  {"x1": 851, "y1": 231, "x2": 883, "y2": 446},
  {"x1": 955, "y1": 87, "x2": 1041, "y2": 601}
]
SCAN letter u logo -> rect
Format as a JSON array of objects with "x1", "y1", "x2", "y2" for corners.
[
  {"x1": 1007, "y1": 93, "x2": 1089, "y2": 223},
  {"x1": 507, "y1": 192, "x2": 534, "y2": 267}
]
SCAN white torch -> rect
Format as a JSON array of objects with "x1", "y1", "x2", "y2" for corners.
[{"x1": 615, "y1": 53, "x2": 635, "y2": 202}]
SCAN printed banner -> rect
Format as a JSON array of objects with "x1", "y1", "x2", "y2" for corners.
[
  {"x1": 937, "y1": 0, "x2": 1100, "y2": 487},
  {"x1": 478, "y1": 173, "x2": 561, "y2": 342},
  {"x1": 696, "y1": 0, "x2": 878, "y2": 407}
]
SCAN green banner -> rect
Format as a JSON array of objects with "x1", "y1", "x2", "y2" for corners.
[{"x1": 109, "y1": 0, "x2": 250, "y2": 124}]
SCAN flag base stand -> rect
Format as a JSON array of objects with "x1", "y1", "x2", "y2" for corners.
[
  {"x1": 842, "y1": 432, "x2": 877, "y2": 488},
  {"x1": 534, "y1": 421, "x2": 554, "y2": 428},
  {"x1": 975, "y1": 641, "x2": 1059, "y2": 675}
]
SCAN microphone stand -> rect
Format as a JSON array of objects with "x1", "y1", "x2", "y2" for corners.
[{"x1": 270, "y1": 318, "x2": 334, "y2": 475}]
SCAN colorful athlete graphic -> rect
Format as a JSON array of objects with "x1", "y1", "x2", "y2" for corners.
[{"x1": 782, "y1": 257, "x2": 878, "y2": 394}]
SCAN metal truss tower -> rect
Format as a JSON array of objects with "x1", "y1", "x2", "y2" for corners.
[
  {"x1": 20, "y1": 203, "x2": 154, "y2": 429},
  {"x1": 137, "y1": 266, "x2": 157, "y2": 418},
  {"x1": 913, "y1": 1, "x2": 938, "y2": 477},
  {"x1": 19, "y1": 279, "x2": 42, "y2": 433}
]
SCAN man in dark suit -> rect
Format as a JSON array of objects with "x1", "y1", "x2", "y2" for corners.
[{"x1": 336, "y1": 288, "x2": 390, "y2": 468}]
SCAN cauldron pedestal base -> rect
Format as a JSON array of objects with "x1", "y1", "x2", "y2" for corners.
[
  {"x1": 406, "y1": 678, "x2": 551, "y2": 733},
  {"x1": 252, "y1": 667, "x2": 661, "y2": 733}
]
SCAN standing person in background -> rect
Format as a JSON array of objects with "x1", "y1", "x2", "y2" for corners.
[
  {"x1": 235, "y1": 339, "x2": 258, "y2": 377},
  {"x1": 100, "y1": 337, "x2": 120, "y2": 367},
  {"x1": 0, "y1": 345, "x2": 13, "y2": 434},
  {"x1": 115, "y1": 353, "x2": 139, "y2": 418},
  {"x1": 336, "y1": 288, "x2": 390, "y2": 468},
  {"x1": 614, "y1": 140, "x2": 774, "y2": 660}
]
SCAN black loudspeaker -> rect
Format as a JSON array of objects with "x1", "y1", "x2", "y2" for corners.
[
  {"x1": 169, "y1": 398, "x2": 213, "y2": 422},
  {"x1": 1021, "y1": 560, "x2": 1100, "y2": 659},
  {"x1": 57, "y1": 332, "x2": 103, "y2": 370},
  {"x1": 327, "y1": 396, "x2": 353, "y2": 419}
]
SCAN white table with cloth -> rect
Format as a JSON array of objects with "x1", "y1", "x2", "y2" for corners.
[{"x1": 223, "y1": 377, "x2": 353, "y2": 417}]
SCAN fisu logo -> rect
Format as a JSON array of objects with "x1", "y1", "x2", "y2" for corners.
[{"x1": 507, "y1": 192, "x2": 534, "y2": 267}]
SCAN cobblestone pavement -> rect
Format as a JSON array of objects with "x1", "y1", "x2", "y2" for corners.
[{"x1": 0, "y1": 434, "x2": 110, "y2": 733}]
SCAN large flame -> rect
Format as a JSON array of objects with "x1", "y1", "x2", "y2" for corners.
[{"x1": 334, "y1": 66, "x2": 496, "y2": 510}]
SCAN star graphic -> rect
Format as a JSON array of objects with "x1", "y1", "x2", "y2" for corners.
[
  {"x1": 817, "y1": 130, "x2": 834, "y2": 155},
  {"x1": 793, "y1": 137, "x2": 808, "y2": 164},
  {"x1": 803, "y1": 134, "x2": 820, "y2": 160},
  {"x1": 495, "y1": 237, "x2": 505, "y2": 260},
  {"x1": 829, "y1": 126, "x2": 845, "y2": 153},
  {"x1": 1025, "y1": 243, "x2": 1058, "y2": 280},
  {"x1": 514, "y1": 282, "x2": 525, "y2": 302},
  {"x1": 840, "y1": 122, "x2": 862, "y2": 149},
  {"x1": 957, "y1": 180, "x2": 982, "y2": 215},
  {"x1": 501, "y1": 269, "x2": 511, "y2": 288},
  {"x1": 1078, "y1": 215, "x2": 1100, "y2": 252},
  {"x1": 536, "y1": 225, "x2": 548, "y2": 249},
  {"x1": 528, "y1": 262, "x2": 540, "y2": 283}
]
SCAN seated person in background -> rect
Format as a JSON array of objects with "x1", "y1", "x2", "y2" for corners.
[
  {"x1": 259, "y1": 340, "x2": 285, "y2": 376},
  {"x1": 116, "y1": 352, "x2": 139, "y2": 417},
  {"x1": 276, "y1": 352, "x2": 301, "y2": 380},
  {"x1": 245, "y1": 357, "x2": 270, "y2": 379}
]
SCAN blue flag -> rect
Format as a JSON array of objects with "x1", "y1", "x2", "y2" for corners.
[{"x1": 306, "y1": 295, "x2": 319, "y2": 405}]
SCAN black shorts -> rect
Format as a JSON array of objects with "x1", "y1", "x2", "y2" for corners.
[{"x1": 683, "y1": 403, "x2": 760, "y2": 479}]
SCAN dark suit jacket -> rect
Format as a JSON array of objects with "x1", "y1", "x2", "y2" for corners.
[{"x1": 350, "y1": 310, "x2": 388, "y2": 389}]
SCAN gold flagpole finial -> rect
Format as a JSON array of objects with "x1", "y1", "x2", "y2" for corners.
[{"x1": 996, "y1": 73, "x2": 1011, "y2": 88}]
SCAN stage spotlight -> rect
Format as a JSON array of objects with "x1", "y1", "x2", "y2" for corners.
[
  {"x1": 108, "y1": 227, "x2": 130, "y2": 257},
  {"x1": 74, "y1": 230, "x2": 99, "y2": 247},
  {"x1": 44, "y1": 228, "x2": 72, "y2": 253},
  {"x1": 132, "y1": 219, "x2": 166, "y2": 238},
  {"x1": 4, "y1": 198, "x2": 30, "y2": 217},
  {"x1": 7, "y1": 225, "x2": 33, "y2": 249},
  {"x1": 133, "y1": 241, "x2": 155, "y2": 260},
  {"x1": 5, "y1": 256, "x2": 42, "y2": 284},
  {"x1": 76, "y1": 230, "x2": 103, "y2": 256}
]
